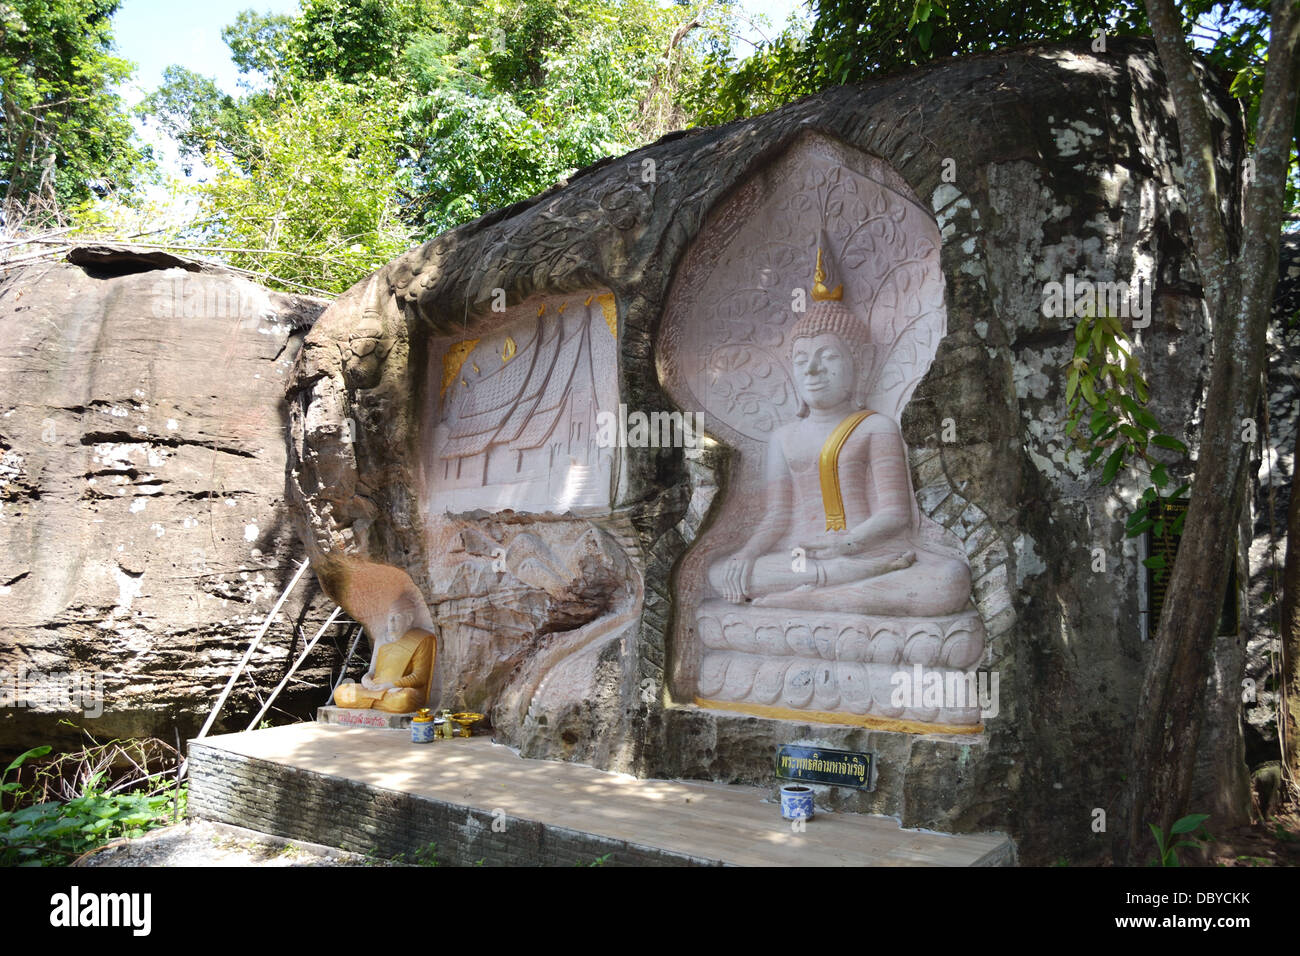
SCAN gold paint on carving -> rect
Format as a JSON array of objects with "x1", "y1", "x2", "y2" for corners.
[
  {"x1": 557, "y1": 302, "x2": 567, "y2": 313},
  {"x1": 819, "y1": 410, "x2": 874, "y2": 530},
  {"x1": 693, "y1": 697, "x2": 983, "y2": 735},
  {"x1": 584, "y1": 294, "x2": 594, "y2": 306},
  {"x1": 812, "y1": 248, "x2": 843, "y2": 301},
  {"x1": 597, "y1": 293, "x2": 617, "y2": 338},
  {"x1": 440, "y1": 339, "x2": 480, "y2": 398},
  {"x1": 471, "y1": 362, "x2": 479, "y2": 374},
  {"x1": 334, "y1": 630, "x2": 437, "y2": 714},
  {"x1": 501, "y1": 335, "x2": 517, "y2": 364},
  {"x1": 538, "y1": 304, "x2": 546, "y2": 317}
]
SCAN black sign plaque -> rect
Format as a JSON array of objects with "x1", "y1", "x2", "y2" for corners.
[
  {"x1": 1146, "y1": 497, "x2": 1238, "y2": 638},
  {"x1": 775, "y1": 745, "x2": 875, "y2": 790}
]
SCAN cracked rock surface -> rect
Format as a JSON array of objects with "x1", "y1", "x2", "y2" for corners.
[{"x1": 0, "y1": 252, "x2": 334, "y2": 752}]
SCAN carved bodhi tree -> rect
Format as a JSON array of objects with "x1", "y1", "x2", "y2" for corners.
[{"x1": 660, "y1": 134, "x2": 987, "y2": 731}]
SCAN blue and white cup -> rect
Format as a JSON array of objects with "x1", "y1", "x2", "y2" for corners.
[
  {"x1": 780, "y1": 784, "x2": 815, "y2": 821},
  {"x1": 411, "y1": 709, "x2": 435, "y2": 743}
]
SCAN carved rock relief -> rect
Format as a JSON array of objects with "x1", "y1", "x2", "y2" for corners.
[
  {"x1": 659, "y1": 133, "x2": 989, "y2": 729},
  {"x1": 421, "y1": 293, "x2": 620, "y2": 517},
  {"x1": 415, "y1": 290, "x2": 638, "y2": 733}
]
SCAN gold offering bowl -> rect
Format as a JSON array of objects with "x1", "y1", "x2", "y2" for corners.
[{"x1": 449, "y1": 712, "x2": 484, "y2": 738}]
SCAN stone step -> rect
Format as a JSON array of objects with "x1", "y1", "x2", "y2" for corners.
[
  {"x1": 592, "y1": 511, "x2": 645, "y2": 567},
  {"x1": 187, "y1": 721, "x2": 1014, "y2": 866}
]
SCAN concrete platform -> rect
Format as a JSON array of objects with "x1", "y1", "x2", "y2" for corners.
[{"x1": 188, "y1": 722, "x2": 1014, "y2": 866}]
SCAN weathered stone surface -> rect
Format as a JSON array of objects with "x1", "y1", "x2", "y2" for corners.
[
  {"x1": 0, "y1": 250, "x2": 332, "y2": 751},
  {"x1": 287, "y1": 39, "x2": 1244, "y2": 864},
  {"x1": 1244, "y1": 235, "x2": 1300, "y2": 765}
]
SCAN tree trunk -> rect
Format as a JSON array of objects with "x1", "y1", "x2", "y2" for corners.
[
  {"x1": 1281, "y1": 409, "x2": 1300, "y2": 792},
  {"x1": 1127, "y1": 0, "x2": 1300, "y2": 863}
]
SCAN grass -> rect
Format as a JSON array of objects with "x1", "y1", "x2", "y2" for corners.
[{"x1": 0, "y1": 732, "x2": 186, "y2": 867}]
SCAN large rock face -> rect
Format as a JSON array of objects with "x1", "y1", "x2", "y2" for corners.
[
  {"x1": 0, "y1": 250, "x2": 332, "y2": 751},
  {"x1": 1245, "y1": 236, "x2": 1300, "y2": 766},
  {"x1": 288, "y1": 38, "x2": 1248, "y2": 863}
]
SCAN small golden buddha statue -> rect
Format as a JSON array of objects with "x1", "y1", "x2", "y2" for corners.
[
  {"x1": 314, "y1": 551, "x2": 441, "y2": 714},
  {"x1": 333, "y1": 627, "x2": 437, "y2": 713}
]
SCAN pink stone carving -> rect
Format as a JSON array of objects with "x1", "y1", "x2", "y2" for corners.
[
  {"x1": 421, "y1": 292, "x2": 619, "y2": 516},
  {"x1": 660, "y1": 133, "x2": 986, "y2": 727}
]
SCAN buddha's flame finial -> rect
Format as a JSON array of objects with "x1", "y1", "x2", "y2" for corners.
[{"x1": 812, "y1": 247, "x2": 843, "y2": 302}]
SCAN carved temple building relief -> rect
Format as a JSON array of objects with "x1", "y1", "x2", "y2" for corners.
[
  {"x1": 660, "y1": 132, "x2": 987, "y2": 732},
  {"x1": 421, "y1": 292, "x2": 621, "y2": 517}
]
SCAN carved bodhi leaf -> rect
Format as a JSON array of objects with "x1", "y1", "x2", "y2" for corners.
[
  {"x1": 707, "y1": 345, "x2": 798, "y2": 435},
  {"x1": 865, "y1": 258, "x2": 947, "y2": 419},
  {"x1": 659, "y1": 137, "x2": 947, "y2": 443}
]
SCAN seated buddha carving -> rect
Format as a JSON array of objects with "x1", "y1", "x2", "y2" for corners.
[
  {"x1": 314, "y1": 551, "x2": 439, "y2": 713},
  {"x1": 333, "y1": 625, "x2": 437, "y2": 713},
  {"x1": 706, "y1": 251, "x2": 971, "y2": 618}
]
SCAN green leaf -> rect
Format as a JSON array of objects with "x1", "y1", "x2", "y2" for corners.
[
  {"x1": 1151, "y1": 463, "x2": 1169, "y2": 487},
  {"x1": 1089, "y1": 409, "x2": 1112, "y2": 437},
  {"x1": 1101, "y1": 447, "x2": 1123, "y2": 484},
  {"x1": 1143, "y1": 555, "x2": 1166, "y2": 570},
  {"x1": 1148, "y1": 822, "x2": 1166, "y2": 852},
  {"x1": 1080, "y1": 376, "x2": 1099, "y2": 407},
  {"x1": 4, "y1": 746, "x2": 51, "y2": 775},
  {"x1": 1151, "y1": 434, "x2": 1188, "y2": 454},
  {"x1": 1171, "y1": 813, "x2": 1210, "y2": 834},
  {"x1": 915, "y1": 21, "x2": 933, "y2": 51}
]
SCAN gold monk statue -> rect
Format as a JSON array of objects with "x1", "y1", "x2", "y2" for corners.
[
  {"x1": 333, "y1": 627, "x2": 436, "y2": 713},
  {"x1": 707, "y1": 251, "x2": 972, "y2": 618},
  {"x1": 315, "y1": 552, "x2": 439, "y2": 713}
]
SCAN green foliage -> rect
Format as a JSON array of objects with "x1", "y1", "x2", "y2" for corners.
[
  {"x1": 193, "y1": 79, "x2": 413, "y2": 294},
  {"x1": 693, "y1": 0, "x2": 1147, "y2": 124},
  {"x1": 0, "y1": 0, "x2": 152, "y2": 225},
  {"x1": 0, "y1": 742, "x2": 185, "y2": 867},
  {"x1": 222, "y1": 10, "x2": 294, "y2": 81},
  {"x1": 140, "y1": 0, "x2": 733, "y2": 291},
  {"x1": 1062, "y1": 310, "x2": 1190, "y2": 567},
  {"x1": 1183, "y1": 1, "x2": 1300, "y2": 215},
  {"x1": 140, "y1": 66, "x2": 255, "y2": 172},
  {"x1": 1148, "y1": 813, "x2": 1211, "y2": 866}
]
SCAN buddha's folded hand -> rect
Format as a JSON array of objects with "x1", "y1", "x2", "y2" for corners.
[
  {"x1": 721, "y1": 554, "x2": 756, "y2": 603},
  {"x1": 800, "y1": 532, "x2": 863, "y2": 558}
]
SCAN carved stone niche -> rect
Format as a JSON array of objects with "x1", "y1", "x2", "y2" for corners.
[
  {"x1": 416, "y1": 291, "x2": 640, "y2": 738},
  {"x1": 660, "y1": 132, "x2": 986, "y2": 733},
  {"x1": 420, "y1": 293, "x2": 620, "y2": 516}
]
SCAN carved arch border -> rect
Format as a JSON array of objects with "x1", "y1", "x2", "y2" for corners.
[{"x1": 650, "y1": 127, "x2": 1018, "y2": 720}]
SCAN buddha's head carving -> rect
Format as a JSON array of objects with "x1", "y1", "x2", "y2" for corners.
[{"x1": 791, "y1": 247, "x2": 873, "y2": 416}]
